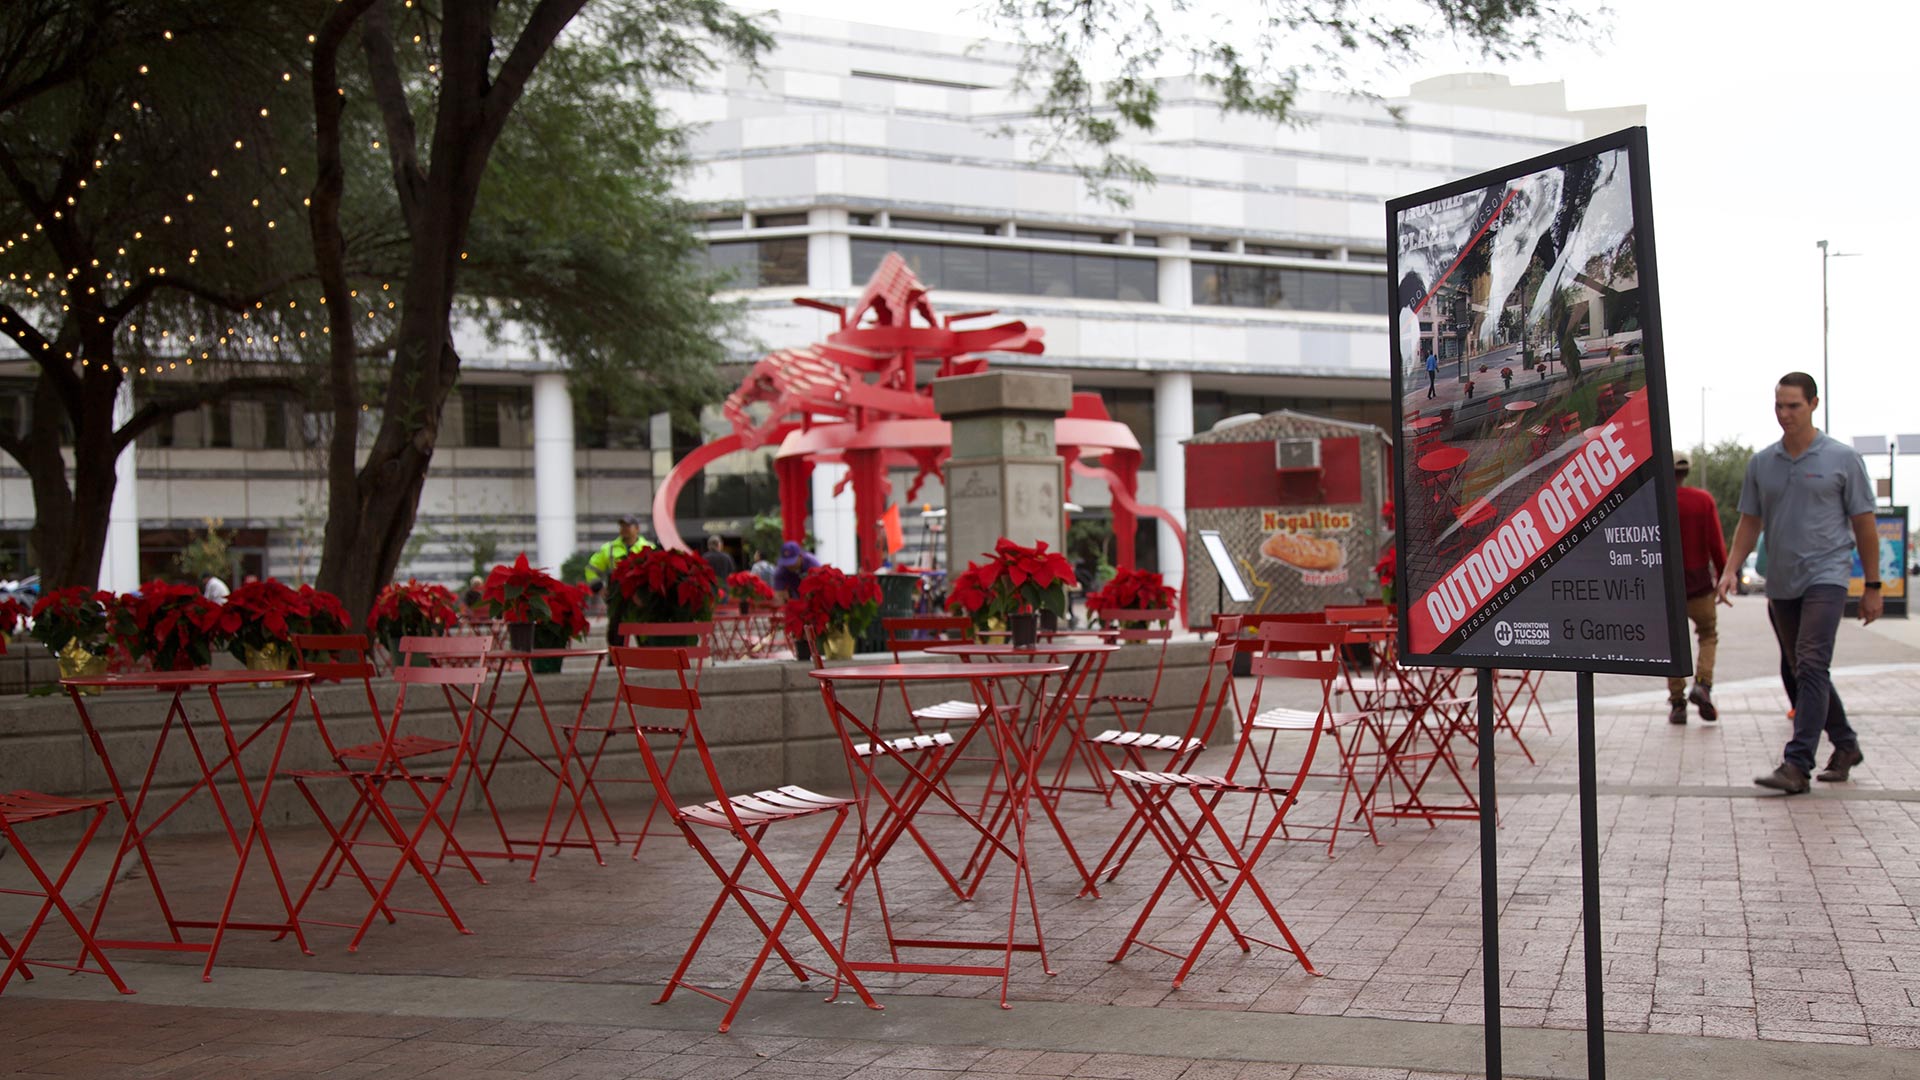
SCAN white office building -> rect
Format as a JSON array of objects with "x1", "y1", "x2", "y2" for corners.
[{"x1": 0, "y1": 15, "x2": 1640, "y2": 590}]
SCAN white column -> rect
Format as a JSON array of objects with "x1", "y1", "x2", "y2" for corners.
[
  {"x1": 809, "y1": 208, "x2": 850, "y2": 289},
  {"x1": 531, "y1": 372, "x2": 577, "y2": 573},
  {"x1": 100, "y1": 381, "x2": 141, "y2": 592},
  {"x1": 1152, "y1": 370, "x2": 1193, "y2": 590},
  {"x1": 1158, "y1": 236, "x2": 1193, "y2": 310},
  {"x1": 809, "y1": 460, "x2": 857, "y2": 571}
]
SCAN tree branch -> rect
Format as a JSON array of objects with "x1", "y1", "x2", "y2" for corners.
[
  {"x1": 0, "y1": 299, "x2": 81, "y2": 418},
  {"x1": 359, "y1": 2, "x2": 427, "y2": 226},
  {"x1": 478, "y1": 0, "x2": 589, "y2": 146}
]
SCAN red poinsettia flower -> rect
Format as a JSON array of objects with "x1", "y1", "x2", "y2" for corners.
[
  {"x1": 610, "y1": 547, "x2": 718, "y2": 624},
  {"x1": 947, "y1": 539, "x2": 1072, "y2": 625},
  {"x1": 114, "y1": 579, "x2": 236, "y2": 671},
  {"x1": 482, "y1": 553, "x2": 567, "y2": 623},
  {"x1": 368, "y1": 580, "x2": 461, "y2": 647},
  {"x1": 1086, "y1": 568, "x2": 1176, "y2": 627},
  {"x1": 725, "y1": 570, "x2": 775, "y2": 605},
  {"x1": 784, "y1": 567, "x2": 880, "y2": 641}
]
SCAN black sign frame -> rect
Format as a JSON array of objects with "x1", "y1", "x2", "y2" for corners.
[{"x1": 1385, "y1": 126, "x2": 1691, "y2": 678}]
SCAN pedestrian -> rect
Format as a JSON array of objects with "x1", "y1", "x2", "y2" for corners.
[
  {"x1": 1717, "y1": 372, "x2": 1879, "y2": 793},
  {"x1": 750, "y1": 549, "x2": 777, "y2": 588},
  {"x1": 1424, "y1": 350, "x2": 1438, "y2": 399},
  {"x1": 200, "y1": 571, "x2": 230, "y2": 602},
  {"x1": 584, "y1": 513, "x2": 653, "y2": 645},
  {"x1": 1667, "y1": 452, "x2": 1727, "y2": 724},
  {"x1": 1501, "y1": 365, "x2": 1513, "y2": 391},
  {"x1": 1756, "y1": 533, "x2": 1799, "y2": 716},
  {"x1": 702, "y1": 535, "x2": 736, "y2": 582},
  {"x1": 461, "y1": 574, "x2": 484, "y2": 612},
  {"x1": 772, "y1": 539, "x2": 819, "y2": 599}
]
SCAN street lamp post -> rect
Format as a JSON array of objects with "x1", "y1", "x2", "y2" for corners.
[{"x1": 1818, "y1": 239, "x2": 1864, "y2": 433}]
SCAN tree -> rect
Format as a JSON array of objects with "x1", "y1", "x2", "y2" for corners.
[
  {"x1": 0, "y1": 1, "x2": 325, "y2": 589},
  {"x1": 1687, "y1": 439, "x2": 1751, "y2": 547},
  {"x1": 308, "y1": 0, "x2": 768, "y2": 620},
  {"x1": 988, "y1": 0, "x2": 1595, "y2": 202}
]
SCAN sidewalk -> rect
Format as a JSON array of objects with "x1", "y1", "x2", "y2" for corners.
[{"x1": 3, "y1": 598, "x2": 1918, "y2": 1079}]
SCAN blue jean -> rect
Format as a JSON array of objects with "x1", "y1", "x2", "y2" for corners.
[{"x1": 1768, "y1": 585, "x2": 1858, "y2": 771}]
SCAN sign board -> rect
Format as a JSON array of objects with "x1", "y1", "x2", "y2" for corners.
[
  {"x1": 1387, "y1": 127, "x2": 1689, "y2": 675},
  {"x1": 1199, "y1": 530, "x2": 1253, "y2": 603},
  {"x1": 1849, "y1": 508, "x2": 1908, "y2": 605}
]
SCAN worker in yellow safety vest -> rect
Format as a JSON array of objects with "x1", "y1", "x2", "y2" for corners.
[{"x1": 584, "y1": 513, "x2": 653, "y2": 644}]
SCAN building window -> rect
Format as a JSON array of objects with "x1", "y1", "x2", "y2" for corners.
[
  {"x1": 1245, "y1": 243, "x2": 1329, "y2": 260},
  {"x1": 851, "y1": 239, "x2": 1157, "y2": 302},
  {"x1": 753, "y1": 212, "x2": 808, "y2": 229},
  {"x1": 1191, "y1": 239, "x2": 1231, "y2": 252},
  {"x1": 1100, "y1": 388, "x2": 1157, "y2": 470},
  {"x1": 890, "y1": 216, "x2": 998, "y2": 235},
  {"x1": 848, "y1": 212, "x2": 876, "y2": 227},
  {"x1": 1347, "y1": 250, "x2": 1389, "y2": 264},
  {"x1": 1132, "y1": 235, "x2": 1159, "y2": 248},
  {"x1": 702, "y1": 215, "x2": 744, "y2": 232},
  {"x1": 456, "y1": 385, "x2": 532, "y2": 449},
  {"x1": 1019, "y1": 226, "x2": 1117, "y2": 245},
  {"x1": 706, "y1": 237, "x2": 809, "y2": 288},
  {"x1": 1190, "y1": 262, "x2": 1387, "y2": 315}
]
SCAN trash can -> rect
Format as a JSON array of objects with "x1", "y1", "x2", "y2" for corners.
[{"x1": 860, "y1": 572, "x2": 921, "y2": 653}]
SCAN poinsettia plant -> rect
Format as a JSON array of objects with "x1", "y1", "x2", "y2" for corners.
[
  {"x1": 1087, "y1": 568, "x2": 1178, "y2": 627},
  {"x1": 482, "y1": 553, "x2": 569, "y2": 624},
  {"x1": 368, "y1": 580, "x2": 461, "y2": 652},
  {"x1": 0, "y1": 596, "x2": 25, "y2": 653},
  {"x1": 29, "y1": 587, "x2": 117, "y2": 657},
  {"x1": 726, "y1": 570, "x2": 775, "y2": 606},
  {"x1": 945, "y1": 538, "x2": 1072, "y2": 626},
  {"x1": 609, "y1": 546, "x2": 718, "y2": 625},
  {"x1": 534, "y1": 581, "x2": 590, "y2": 647},
  {"x1": 116, "y1": 580, "x2": 239, "y2": 671},
  {"x1": 781, "y1": 567, "x2": 881, "y2": 641},
  {"x1": 223, "y1": 580, "x2": 351, "y2": 661}
]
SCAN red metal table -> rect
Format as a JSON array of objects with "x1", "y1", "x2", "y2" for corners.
[
  {"x1": 64, "y1": 669, "x2": 316, "y2": 981},
  {"x1": 439, "y1": 648, "x2": 612, "y2": 880},
  {"x1": 924, "y1": 642, "x2": 1118, "y2": 896},
  {"x1": 809, "y1": 661, "x2": 1070, "y2": 1009}
]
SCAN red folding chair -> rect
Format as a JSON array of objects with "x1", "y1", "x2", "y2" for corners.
[
  {"x1": 1237, "y1": 623, "x2": 1386, "y2": 856},
  {"x1": 612, "y1": 646, "x2": 879, "y2": 1032},
  {"x1": 283, "y1": 635, "x2": 490, "y2": 951},
  {"x1": 1106, "y1": 646, "x2": 1336, "y2": 987},
  {"x1": 1083, "y1": 606, "x2": 1178, "y2": 735},
  {"x1": 567, "y1": 621, "x2": 715, "y2": 860},
  {"x1": 1084, "y1": 624, "x2": 1242, "y2": 893},
  {"x1": 284, "y1": 634, "x2": 484, "y2": 906},
  {"x1": 883, "y1": 616, "x2": 984, "y2": 732},
  {"x1": 0, "y1": 792, "x2": 130, "y2": 995}
]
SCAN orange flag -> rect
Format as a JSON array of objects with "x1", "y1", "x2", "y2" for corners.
[{"x1": 881, "y1": 503, "x2": 905, "y2": 557}]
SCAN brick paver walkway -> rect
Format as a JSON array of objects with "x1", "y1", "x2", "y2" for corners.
[{"x1": 4, "y1": 598, "x2": 1918, "y2": 1079}]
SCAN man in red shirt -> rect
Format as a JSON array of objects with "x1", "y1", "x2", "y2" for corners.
[{"x1": 1671, "y1": 453, "x2": 1729, "y2": 723}]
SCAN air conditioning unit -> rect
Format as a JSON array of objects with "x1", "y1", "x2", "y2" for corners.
[{"x1": 1275, "y1": 437, "x2": 1322, "y2": 472}]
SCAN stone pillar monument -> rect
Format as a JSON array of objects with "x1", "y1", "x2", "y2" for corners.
[{"x1": 932, "y1": 370, "x2": 1072, "y2": 572}]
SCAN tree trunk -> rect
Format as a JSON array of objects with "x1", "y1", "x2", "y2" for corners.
[{"x1": 26, "y1": 372, "x2": 122, "y2": 592}]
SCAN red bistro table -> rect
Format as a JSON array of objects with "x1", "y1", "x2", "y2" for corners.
[
  {"x1": 809, "y1": 661, "x2": 1070, "y2": 1009},
  {"x1": 64, "y1": 669, "x2": 316, "y2": 981},
  {"x1": 710, "y1": 610, "x2": 783, "y2": 660},
  {"x1": 438, "y1": 648, "x2": 612, "y2": 880},
  {"x1": 924, "y1": 641, "x2": 1118, "y2": 895}
]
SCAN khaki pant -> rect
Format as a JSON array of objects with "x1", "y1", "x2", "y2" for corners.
[{"x1": 1668, "y1": 592, "x2": 1718, "y2": 701}]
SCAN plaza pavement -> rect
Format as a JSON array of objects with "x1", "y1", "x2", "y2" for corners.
[{"x1": 4, "y1": 597, "x2": 1919, "y2": 1079}]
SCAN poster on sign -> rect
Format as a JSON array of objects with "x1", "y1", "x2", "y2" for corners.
[{"x1": 1386, "y1": 127, "x2": 1689, "y2": 675}]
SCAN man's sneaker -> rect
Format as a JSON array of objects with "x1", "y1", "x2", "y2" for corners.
[
  {"x1": 1754, "y1": 762, "x2": 1810, "y2": 795},
  {"x1": 1688, "y1": 683, "x2": 1718, "y2": 722},
  {"x1": 1668, "y1": 700, "x2": 1688, "y2": 725},
  {"x1": 1817, "y1": 747, "x2": 1864, "y2": 782}
]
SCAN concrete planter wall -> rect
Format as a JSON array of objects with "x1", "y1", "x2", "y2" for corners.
[{"x1": 1, "y1": 642, "x2": 1218, "y2": 840}]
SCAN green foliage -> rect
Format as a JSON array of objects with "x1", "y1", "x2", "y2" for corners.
[
  {"x1": 1687, "y1": 439, "x2": 1753, "y2": 547},
  {"x1": 1068, "y1": 518, "x2": 1114, "y2": 564},
  {"x1": 559, "y1": 550, "x2": 592, "y2": 585},
  {"x1": 987, "y1": 0, "x2": 1595, "y2": 202},
  {"x1": 174, "y1": 518, "x2": 235, "y2": 581}
]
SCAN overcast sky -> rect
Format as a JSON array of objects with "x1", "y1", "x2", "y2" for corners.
[{"x1": 752, "y1": 0, "x2": 1918, "y2": 515}]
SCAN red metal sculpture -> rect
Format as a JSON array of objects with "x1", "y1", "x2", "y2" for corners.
[{"x1": 651, "y1": 254, "x2": 1185, "y2": 578}]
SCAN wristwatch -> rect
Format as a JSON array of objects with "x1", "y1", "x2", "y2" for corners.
[{"x1": 1863, "y1": 581, "x2": 1882, "y2": 590}]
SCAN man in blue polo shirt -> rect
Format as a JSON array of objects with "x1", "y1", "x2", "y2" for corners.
[{"x1": 1717, "y1": 372, "x2": 1880, "y2": 794}]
